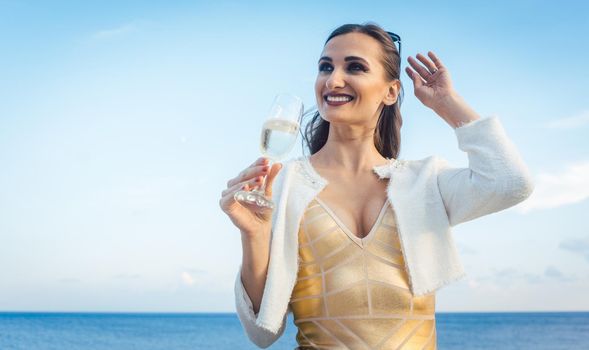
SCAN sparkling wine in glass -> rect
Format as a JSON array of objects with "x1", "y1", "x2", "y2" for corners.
[{"x1": 234, "y1": 93, "x2": 303, "y2": 209}]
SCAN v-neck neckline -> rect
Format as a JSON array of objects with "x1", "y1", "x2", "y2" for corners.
[
  {"x1": 313, "y1": 196, "x2": 389, "y2": 247},
  {"x1": 300, "y1": 155, "x2": 394, "y2": 248}
]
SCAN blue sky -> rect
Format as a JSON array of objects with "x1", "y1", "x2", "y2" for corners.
[{"x1": 0, "y1": 0, "x2": 588, "y2": 313}]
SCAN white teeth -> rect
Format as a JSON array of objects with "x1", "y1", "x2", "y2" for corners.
[{"x1": 326, "y1": 95, "x2": 352, "y2": 102}]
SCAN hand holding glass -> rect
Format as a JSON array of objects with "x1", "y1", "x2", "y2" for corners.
[{"x1": 234, "y1": 93, "x2": 303, "y2": 209}]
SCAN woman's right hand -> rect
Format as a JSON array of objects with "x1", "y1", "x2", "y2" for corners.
[{"x1": 219, "y1": 157, "x2": 283, "y2": 240}]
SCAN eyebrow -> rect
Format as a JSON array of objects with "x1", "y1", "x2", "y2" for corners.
[{"x1": 318, "y1": 56, "x2": 369, "y2": 65}]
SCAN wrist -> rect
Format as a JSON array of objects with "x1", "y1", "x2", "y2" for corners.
[
  {"x1": 241, "y1": 230, "x2": 270, "y2": 254},
  {"x1": 433, "y1": 93, "x2": 480, "y2": 128},
  {"x1": 240, "y1": 226, "x2": 271, "y2": 242},
  {"x1": 241, "y1": 235, "x2": 270, "y2": 274}
]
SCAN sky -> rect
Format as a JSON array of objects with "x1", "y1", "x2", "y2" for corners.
[{"x1": 0, "y1": 0, "x2": 588, "y2": 313}]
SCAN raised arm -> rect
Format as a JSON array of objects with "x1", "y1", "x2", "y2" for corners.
[
  {"x1": 435, "y1": 115, "x2": 535, "y2": 226},
  {"x1": 405, "y1": 51, "x2": 534, "y2": 226}
]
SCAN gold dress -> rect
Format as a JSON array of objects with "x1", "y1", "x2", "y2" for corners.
[{"x1": 289, "y1": 198, "x2": 437, "y2": 350}]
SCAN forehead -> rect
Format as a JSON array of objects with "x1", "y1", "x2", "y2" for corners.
[{"x1": 320, "y1": 32, "x2": 383, "y2": 64}]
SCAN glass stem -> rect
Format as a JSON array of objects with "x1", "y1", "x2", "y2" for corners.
[{"x1": 257, "y1": 158, "x2": 273, "y2": 194}]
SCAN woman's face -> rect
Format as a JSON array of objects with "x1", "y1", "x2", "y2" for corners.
[{"x1": 315, "y1": 32, "x2": 400, "y2": 125}]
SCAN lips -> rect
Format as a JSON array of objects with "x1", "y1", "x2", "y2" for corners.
[{"x1": 324, "y1": 93, "x2": 354, "y2": 106}]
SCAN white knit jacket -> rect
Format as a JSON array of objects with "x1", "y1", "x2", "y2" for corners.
[{"x1": 234, "y1": 115, "x2": 535, "y2": 348}]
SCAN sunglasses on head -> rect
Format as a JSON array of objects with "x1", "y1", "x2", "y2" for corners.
[{"x1": 386, "y1": 31, "x2": 402, "y2": 60}]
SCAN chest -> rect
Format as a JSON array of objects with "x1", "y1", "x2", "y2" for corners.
[{"x1": 315, "y1": 176, "x2": 390, "y2": 239}]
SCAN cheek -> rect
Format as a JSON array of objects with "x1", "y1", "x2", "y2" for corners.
[
  {"x1": 314, "y1": 78, "x2": 324, "y2": 102},
  {"x1": 361, "y1": 85, "x2": 383, "y2": 103},
  {"x1": 314, "y1": 75, "x2": 324, "y2": 90}
]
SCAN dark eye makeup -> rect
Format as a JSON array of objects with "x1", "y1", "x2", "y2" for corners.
[{"x1": 318, "y1": 62, "x2": 367, "y2": 73}]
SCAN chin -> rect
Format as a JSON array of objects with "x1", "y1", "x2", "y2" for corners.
[{"x1": 319, "y1": 111, "x2": 351, "y2": 123}]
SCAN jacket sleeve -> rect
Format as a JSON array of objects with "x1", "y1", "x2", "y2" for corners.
[
  {"x1": 436, "y1": 115, "x2": 535, "y2": 227},
  {"x1": 233, "y1": 162, "x2": 290, "y2": 348},
  {"x1": 234, "y1": 266, "x2": 287, "y2": 348}
]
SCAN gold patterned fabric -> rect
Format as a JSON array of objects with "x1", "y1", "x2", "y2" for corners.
[{"x1": 289, "y1": 198, "x2": 437, "y2": 350}]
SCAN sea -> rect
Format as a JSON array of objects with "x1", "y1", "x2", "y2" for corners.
[{"x1": 0, "y1": 311, "x2": 587, "y2": 349}]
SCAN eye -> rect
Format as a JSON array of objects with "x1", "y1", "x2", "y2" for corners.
[
  {"x1": 318, "y1": 62, "x2": 368, "y2": 73},
  {"x1": 348, "y1": 62, "x2": 367, "y2": 72},
  {"x1": 318, "y1": 62, "x2": 332, "y2": 72}
]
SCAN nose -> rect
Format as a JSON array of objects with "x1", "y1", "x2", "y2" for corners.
[{"x1": 325, "y1": 68, "x2": 345, "y2": 90}]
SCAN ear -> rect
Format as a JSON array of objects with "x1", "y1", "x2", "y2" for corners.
[{"x1": 383, "y1": 79, "x2": 401, "y2": 106}]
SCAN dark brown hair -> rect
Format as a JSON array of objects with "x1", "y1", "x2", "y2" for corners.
[{"x1": 301, "y1": 22, "x2": 404, "y2": 159}]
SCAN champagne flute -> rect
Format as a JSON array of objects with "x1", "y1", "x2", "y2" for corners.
[{"x1": 234, "y1": 93, "x2": 304, "y2": 209}]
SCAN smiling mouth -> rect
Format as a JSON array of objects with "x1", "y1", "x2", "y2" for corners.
[{"x1": 324, "y1": 95, "x2": 354, "y2": 106}]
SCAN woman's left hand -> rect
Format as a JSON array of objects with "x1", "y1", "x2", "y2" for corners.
[
  {"x1": 405, "y1": 51, "x2": 456, "y2": 112},
  {"x1": 405, "y1": 51, "x2": 481, "y2": 128}
]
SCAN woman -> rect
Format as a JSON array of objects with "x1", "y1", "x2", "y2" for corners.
[{"x1": 220, "y1": 23, "x2": 535, "y2": 349}]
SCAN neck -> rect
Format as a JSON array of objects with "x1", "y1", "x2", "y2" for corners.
[{"x1": 310, "y1": 123, "x2": 390, "y2": 176}]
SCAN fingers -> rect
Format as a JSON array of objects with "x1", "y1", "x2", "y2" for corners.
[
  {"x1": 249, "y1": 156, "x2": 269, "y2": 168},
  {"x1": 221, "y1": 157, "x2": 273, "y2": 212},
  {"x1": 427, "y1": 51, "x2": 445, "y2": 70},
  {"x1": 222, "y1": 175, "x2": 265, "y2": 198},
  {"x1": 406, "y1": 51, "x2": 446, "y2": 87},
  {"x1": 407, "y1": 55, "x2": 431, "y2": 78},
  {"x1": 415, "y1": 52, "x2": 438, "y2": 74},
  {"x1": 226, "y1": 160, "x2": 271, "y2": 188},
  {"x1": 405, "y1": 66, "x2": 425, "y2": 88},
  {"x1": 407, "y1": 55, "x2": 434, "y2": 82},
  {"x1": 219, "y1": 174, "x2": 266, "y2": 212},
  {"x1": 264, "y1": 163, "x2": 282, "y2": 198}
]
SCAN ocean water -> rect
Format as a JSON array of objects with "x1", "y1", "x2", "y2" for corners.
[{"x1": 0, "y1": 311, "x2": 587, "y2": 349}]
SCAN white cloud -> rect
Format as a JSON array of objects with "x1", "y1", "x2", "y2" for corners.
[
  {"x1": 544, "y1": 110, "x2": 589, "y2": 129},
  {"x1": 179, "y1": 269, "x2": 209, "y2": 288},
  {"x1": 474, "y1": 266, "x2": 576, "y2": 288},
  {"x1": 513, "y1": 160, "x2": 589, "y2": 213},
  {"x1": 92, "y1": 22, "x2": 139, "y2": 40},
  {"x1": 456, "y1": 242, "x2": 477, "y2": 255},
  {"x1": 467, "y1": 277, "x2": 480, "y2": 289},
  {"x1": 181, "y1": 271, "x2": 195, "y2": 286},
  {"x1": 544, "y1": 265, "x2": 575, "y2": 282},
  {"x1": 559, "y1": 236, "x2": 589, "y2": 263}
]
